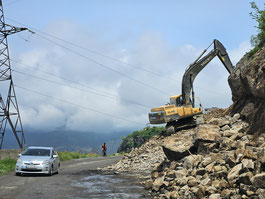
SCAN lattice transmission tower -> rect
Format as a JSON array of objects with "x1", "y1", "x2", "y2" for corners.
[{"x1": 0, "y1": 0, "x2": 29, "y2": 149}]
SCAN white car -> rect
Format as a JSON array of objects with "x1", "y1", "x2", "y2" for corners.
[{"x1": 15, "y1": 146, "x2": 60, "y2": 176}]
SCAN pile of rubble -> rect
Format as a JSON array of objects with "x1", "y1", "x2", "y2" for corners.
[
  {"x1": 145, "y1": 113, "x2": 265, "y2": 199},
  {"x1": 104, "y1": 110, "x2": 265, "y2": 198},
  {"x1": 105, "y1": 136, "x2": 165, "y2": 173},
  {"x1": 203, "y1": 108, "x2": 228, "y2": 122}
]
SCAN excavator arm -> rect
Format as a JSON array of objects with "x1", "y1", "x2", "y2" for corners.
[{"x1": 181, "y1": 39, "x2": 234, "y2": 107}]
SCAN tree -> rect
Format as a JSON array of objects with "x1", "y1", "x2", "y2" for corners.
[{"x1": 248, "y1": 2, "x2": 265, "y2": 57}]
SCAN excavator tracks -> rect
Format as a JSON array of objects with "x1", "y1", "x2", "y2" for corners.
[{"x1": 165, "y1": 115, "x2": 204, "y2": 135}]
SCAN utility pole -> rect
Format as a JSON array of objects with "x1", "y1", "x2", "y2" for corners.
[{"x1": 0, "y1": 0, "x2": 28, "y2": 149}]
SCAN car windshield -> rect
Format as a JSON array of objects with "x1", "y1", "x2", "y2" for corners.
[{"x1": 22, "y1": 148, "x2": 51, "y2": 156}]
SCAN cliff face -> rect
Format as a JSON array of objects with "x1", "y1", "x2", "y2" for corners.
[{"x1": 228, "y1": 47, "x2": 265, "y2": 135}]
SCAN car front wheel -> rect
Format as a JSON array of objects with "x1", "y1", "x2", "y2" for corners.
[{"x1": 48, "y1": 165, "x2": 53, "y2": 176}]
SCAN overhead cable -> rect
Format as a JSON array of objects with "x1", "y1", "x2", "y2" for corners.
[
  {"x1": 35, "y1": 32, "x2": 172, "y2": 96},
  {"x1": 6, "y1": 17, "x2": 175, "y2": 81},
  {"x1": 15, "y1": 84, "x2": 146, "y2": 126},
  {"x1": 7, "y1": 18, "x2": 227, "y2": 97},
  {"x1": 6, "y1": 17, "x2": 172, "y2": 96},
  {"x1": 11, "y1": 59, "x2": 155, "y2": 107},
  {"x1": 12, "y1": 68, "x2": 153, "y2": 108}
]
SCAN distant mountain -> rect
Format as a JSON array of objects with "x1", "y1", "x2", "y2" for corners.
[{"x1": 2, "y1": 129, "x2": 131, "y2": 155}]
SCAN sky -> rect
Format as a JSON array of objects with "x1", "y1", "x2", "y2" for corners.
[{"x1": 1, "y1": 0, "x2": 264, "y2": 134}]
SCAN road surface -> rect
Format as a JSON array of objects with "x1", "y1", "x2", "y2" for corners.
[{"x1": 0, "y1": 156, "x2": 151, "y2": 199}]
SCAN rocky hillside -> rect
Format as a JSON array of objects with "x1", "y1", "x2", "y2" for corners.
[
  {"x1": 104, "y1": 47, "x2": 265, "y2": 198},
  {"x1": 228, "y1": 46, "x2": 265, "y2": 135}
]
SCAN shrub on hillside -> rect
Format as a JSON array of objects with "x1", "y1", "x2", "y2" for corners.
[
  {"x1": 248, "y1": 2, "x2": 265, "y2": 57},
  {"x1": 117, "y1": 126, "x2": 164, "y2": 153}
]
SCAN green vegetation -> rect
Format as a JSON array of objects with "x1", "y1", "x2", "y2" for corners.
[
  {"x1": 0, "y1": 158, "x2": 16, "y2": 176},
  {"x1": 248, "y1": 2, "x2": 265, "y2": 58},
  {"x1": 117, "y1": 126, "x2": 165, "y2": 153},
  {"x1": 57, "y1": 151, "x2": 99, "y2": 161}
]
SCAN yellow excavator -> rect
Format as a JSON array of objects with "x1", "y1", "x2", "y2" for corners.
[{"x1": 149, "y1": 39, "x2": 234, "y2": 134}]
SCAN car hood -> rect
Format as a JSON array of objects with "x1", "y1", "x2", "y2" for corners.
[{"x1": 19, "y1": 155, "x2": 51, "y2": 163}]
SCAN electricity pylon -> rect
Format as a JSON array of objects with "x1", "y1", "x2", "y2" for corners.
[{"x1": 0, "y1": 0, "x2": 28, "y2": 149}]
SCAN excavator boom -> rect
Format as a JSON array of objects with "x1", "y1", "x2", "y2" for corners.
[{"x1": 182, "y1": 39, "x2": 234, "y2": 106}]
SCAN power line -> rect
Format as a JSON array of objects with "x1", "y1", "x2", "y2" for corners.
[
  {"x1": 35, "y1": 32, "x2": 172, "y2": 96},
  {"x1": 11, "y1": 59, "x2": 154, "y2": 108},
  {"x1": 11, "y1": 58, "x2": 226, "y2": 101},
  {"x1": 7, "y1": 18, "x2": 228, "y2": 98},
  {"x1": 12, "y1": 68, "x2": 153, "y2": 108},
  {"x1": 6, "y1": 17, "x2": 172, "y2": 96},
  {"x1": 15, "y1": 85, "x2": 146, "y2": 126},
  {"x1": 6, "y1": 17, "x2": 175, "y2": 81}
]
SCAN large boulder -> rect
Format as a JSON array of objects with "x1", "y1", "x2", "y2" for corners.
[
  {"x1": 228, "y1": 46, "x2": 265, "y2": 135},
  {"x1": 195, "y1": 124, "x2": 221, "y2": 142},
  {"x1": 162, "y1": 130, "x2": 196, "y2": 161}
]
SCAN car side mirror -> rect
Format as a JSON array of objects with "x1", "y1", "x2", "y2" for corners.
[
  {"x1": 18, "y1": 154, "x2": 21, "y2": 157},
  {"x1": 53, "y1": 154, "x2": 58, "y2": 158}
]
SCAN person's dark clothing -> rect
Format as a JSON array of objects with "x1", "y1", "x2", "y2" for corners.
[{"x1": 102, "y1": 143, "x2": 107, "y2": 156}]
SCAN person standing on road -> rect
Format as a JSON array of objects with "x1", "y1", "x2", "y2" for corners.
[{"x1": 102, "y1": 143, "x2": 107, "y2": 156}]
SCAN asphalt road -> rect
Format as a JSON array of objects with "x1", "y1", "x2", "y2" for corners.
[{"x1": 0, "y1": 156, "x2": 151, "y2": 199}]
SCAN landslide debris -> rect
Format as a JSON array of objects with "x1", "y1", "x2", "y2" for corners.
[
  {"x1": 105, "y1": 136, "x2": 165, "y2": 174},
  {"x1": 146, "y1": 114, "x2": 265, "y2": 199},
  {"x1": 105, "y1": 111, "x2": 265, "y2": 198}
]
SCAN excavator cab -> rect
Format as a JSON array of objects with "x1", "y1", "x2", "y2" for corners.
[{"x1": 169, "y1": 95, "x2": 183, "y2": 107}]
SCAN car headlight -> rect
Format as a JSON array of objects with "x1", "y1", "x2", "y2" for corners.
[
  {"x1": 16, "y1": 159, "x2": 22, "y2": 164},
  {"x1": 43, "y1": 160, "x2": 51, "y2": 165}
]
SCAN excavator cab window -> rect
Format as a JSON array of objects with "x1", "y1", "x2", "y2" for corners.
[
  {"x1": 170, "y1": 96, "x2": 183, "y2": 107},
  {"x1": 176, "y1": 96, "x2": 183, "y2": 107},
  {"x1": 170, "y1": 98, "x2": 176, "y2": 105}
]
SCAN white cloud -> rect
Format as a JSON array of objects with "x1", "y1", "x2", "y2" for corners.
[
  {"x1": 229, "y1": 41, "x2": 251, "y2": 64},
  {"x1": 10, "y1": 20, "x2": 251, "y2": 133}
]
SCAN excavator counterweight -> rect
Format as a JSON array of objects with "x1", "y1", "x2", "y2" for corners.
[{"x1": 149, "y1": 39, "x2": 234, "y2": 134}]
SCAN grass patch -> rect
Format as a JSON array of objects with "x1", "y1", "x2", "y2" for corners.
[
  {"x1": 0, "y1": 158, "x2": 16, "y2": 176},
  {"x1": 57, "y1": 151, "x2": 99, "y2": 161}
]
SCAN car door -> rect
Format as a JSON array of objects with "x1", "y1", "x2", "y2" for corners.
[{"x1": 51, "y1": 150, "x2": 57, "y2": 171}]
